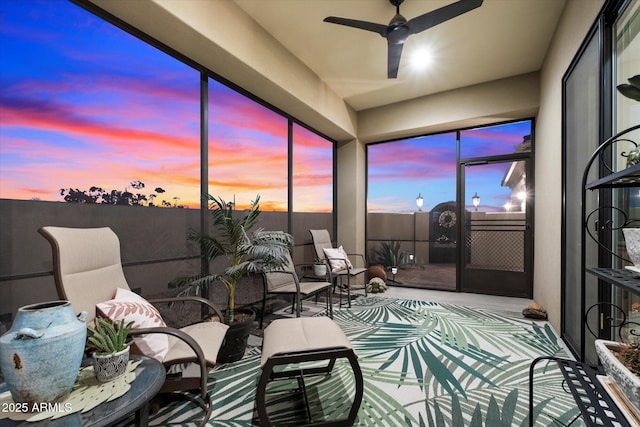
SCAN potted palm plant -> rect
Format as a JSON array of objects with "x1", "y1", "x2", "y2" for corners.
[
  {"x1": 87, "y1": 318, "x2": 134, "y2": 382},
  {"x1": 174, "y1": 194, "x2": 293, "y2": 362}
]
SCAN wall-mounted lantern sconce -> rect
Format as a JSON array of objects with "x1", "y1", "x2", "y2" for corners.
[
  {"x1": 472, "y1": 192, "x2": 480, "y2": 211},
  {"x1": 416, "y1": 193, "x2": 424, "y2": 211}
]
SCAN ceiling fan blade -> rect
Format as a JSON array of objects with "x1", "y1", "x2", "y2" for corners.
[
  {"x1": 323, "y1": 17, "x2": 388, "y2": 37},
  {"x1": 387, "y1": 41, "x2": 404, "y2": 79},
  {"x1": 406, "y1": 0, "x2": 483, "y2": 35}
]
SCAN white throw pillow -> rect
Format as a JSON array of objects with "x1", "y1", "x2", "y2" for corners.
[
  {"x1": 323, "y1": 246, "x2": 353, "y2": 272},
  {"x1": 96, "y1": 288, "x2": 169, "y2": 361}
]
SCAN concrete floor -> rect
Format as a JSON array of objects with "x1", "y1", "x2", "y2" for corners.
[{"x1": 383, "y1": 285, "x2": 534, "y2": 312}]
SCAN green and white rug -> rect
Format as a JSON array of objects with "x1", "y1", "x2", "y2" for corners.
[{"x1": 149, "y1": 296, "x2": 583, "y2": 426}]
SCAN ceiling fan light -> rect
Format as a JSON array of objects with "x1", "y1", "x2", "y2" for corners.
[{"x1": 410, "y1": 48, "x2": 432, "y2": 70}]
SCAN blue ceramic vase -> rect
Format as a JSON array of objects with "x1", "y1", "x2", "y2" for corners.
[{"x1": 0, "y1": 301, "x2": 87, "y2": 404}]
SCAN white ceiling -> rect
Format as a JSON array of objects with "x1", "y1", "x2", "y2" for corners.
[{"x1": 233, "y1": 0, "x2": 567, "y2": 112}]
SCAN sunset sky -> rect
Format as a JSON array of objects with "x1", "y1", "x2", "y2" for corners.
[
  {"x1": 368, "y1": 121, "x2": 531, "y2": 212},
  {"x1": 0, "y1": 1, "x2": 333, "y2": 212},
  {"x1": 1, "y1": 1, "x2": 528, "y2": 214}
]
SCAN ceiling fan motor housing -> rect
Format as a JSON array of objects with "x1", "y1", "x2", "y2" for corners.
[{"x1": 387, "y1": 17, "x2": 409, "y2": 45}]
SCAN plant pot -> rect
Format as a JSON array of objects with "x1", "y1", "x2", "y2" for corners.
[
  {"x1": 0, "y1": 301, "x2": 87, "y2": 404},
  {"x1": 622, "y1": 228, "x2": 640, "y2": 266},
  {"x1": 92, "y1": 347, "x2": 130, "y2": 382},
  {"x1": 217, "y1": 308, "x2": 255, "y2": 364},
  {"x1": 313, "y1": 264, "x2": 327, "y2": 277},
  {"x1": 595, "y1": 339, "x2": 640, "y2": 413}
]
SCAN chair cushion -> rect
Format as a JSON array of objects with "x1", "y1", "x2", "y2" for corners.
[
  {"x1": 323, "y1": 246, "x2": 353, "y2": 272},
  {"x1": 96, "y1": 288, "x2": 169, "y2": 362},
  {"x1": 165, "y1": 321, "x2": 229, "y2": 365},
  {"x1": 261, "y1": 317, "x2": 352, "y2": 367},
  {"x1": 264, "y1": 252, "x2": 297, "y2": 292}
]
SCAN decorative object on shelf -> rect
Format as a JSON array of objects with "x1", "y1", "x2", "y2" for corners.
[
  {"x1": 622, "y1": 228, "x2": 640, "y2": 266},
  {"x1": 522, "y1": 302, "x2": 547, "y2": 320},
  {"x1": 622, "y1": 145, "x2": 640, "y2": 168},
  {"x1": 313, "y1": 257, "x2": 327, "y2": 277},
  {"x1": 617, "y1": 75, "x2": 640, "y2": 102},
  {"x1": 87, "y1": 317, "x2": 133, "y2": 382},
  {"x1": 595, "y1": 339, "x2": 640, "y2": 414},
  {"x1": 0, "y1": 301, "x2": 87, "y2": 405},
  {"x1": 171, "y1": 194, "x2": 293, "y2": 362}
]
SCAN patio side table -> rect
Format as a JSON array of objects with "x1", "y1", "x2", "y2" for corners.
[{"x1": 0, "y1": 355, "x2": 165, "y2": 427}]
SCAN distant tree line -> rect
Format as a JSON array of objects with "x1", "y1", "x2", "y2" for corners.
[{"x1": 60, "y1": 180, "x2": 184, "y2": 207}]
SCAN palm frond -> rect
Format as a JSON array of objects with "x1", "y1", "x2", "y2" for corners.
[{"x1": 179, "y1": 195, "x2": 294, "y2": 319}]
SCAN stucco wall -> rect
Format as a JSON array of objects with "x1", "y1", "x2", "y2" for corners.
[
  {"x1": 0, "y1": 199, "x2": 330, "y2": 330},
  {"x1": 357, "y1": 72, "x2": 540, "y2": 143},
  {"x1": 534, "y1": 0, "x2": 605, "y2": 330}
]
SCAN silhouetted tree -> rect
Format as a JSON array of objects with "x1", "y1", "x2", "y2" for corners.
[{"x1": 60, "y1": 181, "x2": 173, "y2": 207}]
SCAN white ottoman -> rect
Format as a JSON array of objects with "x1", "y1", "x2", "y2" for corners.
[{"x1": 256, "y1": 317, "x2": 363, "y2": 426}]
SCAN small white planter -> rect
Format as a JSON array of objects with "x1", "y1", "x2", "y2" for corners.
[
  {"x1": 92, "y1": 347, "x2": 130, "y2": 382},
  {"x1": 595, "y1": 339, "x2": 640, "y2": 413},
  {"x1": 313, "y1": 264, "x2": 327, "y2": 277},
  {"x1": 622, "y1": 228, "x2": 640, "y2": 266}
]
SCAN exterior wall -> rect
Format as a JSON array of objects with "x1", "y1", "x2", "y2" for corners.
[
  {"x1": 367, "y1": 212, "x2": 431, "y2": 265},
  {"x1": 336, "y1": 138, "x2": 367, "y2": 281},
  {"x1": 367, "y1": 211, "x2": 525, "y2": 270},
  {"x1": 0, "y1": 199, "x2": 197, "y2": 330},
  {"x1": 534, "y1": 0, "x2": 605, "y2": 330},
  {"x1": 0, "y1": 199, "x2": 327, "y2": 331}
]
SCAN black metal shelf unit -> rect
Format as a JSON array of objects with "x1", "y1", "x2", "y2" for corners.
[
  {"x1": 529, "y1": 125, "x2": 640, "y2": 427},
  {"x1": 580, "y1": 124, "x2": 640, "y2": 361},
  {"x1": 585, "y1": 163, "x2": 640, "y2": 190},
  {"x1": 529, "y1": 357, "x2": 631, "y2": 427},
  {"x1": 586, "y1": 267, "x2": 640, "y2": 296}
]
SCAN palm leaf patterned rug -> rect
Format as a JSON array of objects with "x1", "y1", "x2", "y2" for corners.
[{"x1": 149, "y1": 296, "x2": 584, "y2": 426}]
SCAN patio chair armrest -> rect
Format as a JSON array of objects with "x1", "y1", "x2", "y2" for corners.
[
  {"x1": 148, "y1": 296, "x2": 225, "y2": 323},
  {"x1": 128, "y1": 325, "x2": 211, "y2": 401}
]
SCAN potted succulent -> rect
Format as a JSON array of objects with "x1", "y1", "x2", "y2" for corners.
[
  {"x1": 87, "y1": 317, "x2": 134, "y2": 382},
  {"x1": 595, "y1": 338, "x2": 640, "y2": 413},
  {"x1": 173, "y1": 194, "x2": 293, "y2": 362},
  {"x1": 313, "y1": 257, "x2": 327, "y2": 277}
]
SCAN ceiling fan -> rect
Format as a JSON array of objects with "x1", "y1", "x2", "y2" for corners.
[{"x1": 323, "y1": 0, "x2": 483, "y2": 79}]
